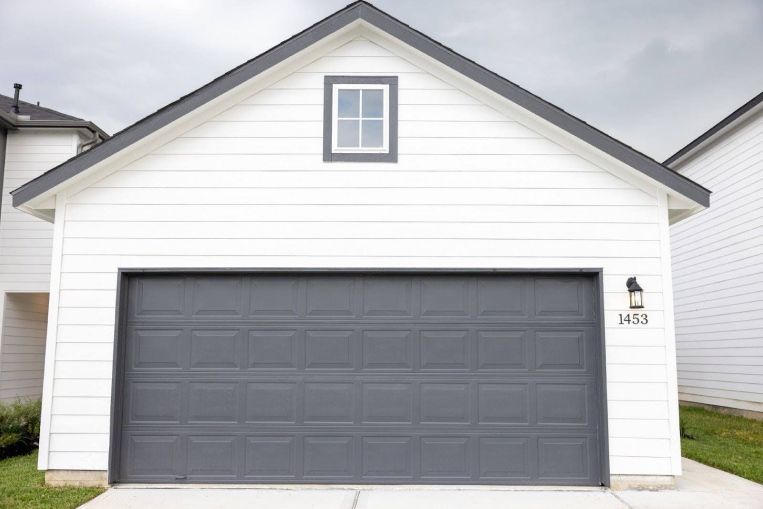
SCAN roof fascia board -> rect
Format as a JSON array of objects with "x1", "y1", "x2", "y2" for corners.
[
  {"x1": 12, "y1": 1, "x2": 710, "y2": 208},
  {"x1": 0, "y1": 110, "x2": 16, "y2": 129},
  {"x1": 358, "y1": 3, "x2": 708, "y2": 207},
  {"x1": 11, "y1": 2, "x2": 364, "y2": 208},
  {"x1": 0, "y1": 108, "x2": 107, "y2": 137},
  {"x1": 36, "y1": 26, "x2": 364, "y2": 209},
  {"x1": 14, "y1": 120, "x2": 109, "y2": 139},
  {"x1": 361, "y1": 26, "x2": 667, "y2": 204},
  {"x1": 665, "y1": 93, "x2": 763, "y2": 169}
]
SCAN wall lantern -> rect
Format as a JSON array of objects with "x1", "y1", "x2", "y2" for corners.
[{"x1": 626, "y1": 277, "x2": 644, "y2": 309}]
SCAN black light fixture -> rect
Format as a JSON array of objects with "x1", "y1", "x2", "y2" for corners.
[{"x1": 626, "y1": 277, "x2": 644, "y2": 309}]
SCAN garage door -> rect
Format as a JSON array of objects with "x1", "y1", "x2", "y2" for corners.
[{"x1": 112, "y1": 272, "x2": 607, "y2": 485}]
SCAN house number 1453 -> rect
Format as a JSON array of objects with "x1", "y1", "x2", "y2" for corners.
[{"x1": 618, "y1": 313, "x2": 648, "y2": 325}]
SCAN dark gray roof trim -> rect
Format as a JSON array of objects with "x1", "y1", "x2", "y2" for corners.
[
  {"x1": 0, "y1": 109, "x2": 16, "y2": 130},
  {"x1": 664, "y1": 90, "x2": 763, "y2": 168},
  {"x1": 12, "y1": 1, "x2": 710, "y2": 208}
]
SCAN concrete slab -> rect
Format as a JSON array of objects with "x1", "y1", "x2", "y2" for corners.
[
  {"x1": 613, "y1": 458, "x2": 763, "y2": 509},
  {"x1": 79, "y1": 488, "x2": 357, "y2": 509},
  {"x1": 79, "y1": 458, "x2": 763, "y2": 509},
  {"x1": 356, "y1": 490, "x2": 627, "y2": 509}
]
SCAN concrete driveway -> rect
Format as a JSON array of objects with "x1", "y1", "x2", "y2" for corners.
[{"x1": 80, "y1": 458, "x2": 763, "y2": 509}]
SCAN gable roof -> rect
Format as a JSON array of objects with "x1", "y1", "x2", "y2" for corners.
[
  {"x1": 0, "y1": 93, "x2": 82, "y2": 121},
  {"x1": 11, "y1": 0, "x2": 710, "y2": 208},
  {"x1": 664, "y1": 90, "x2": 763, "y2": 168}
]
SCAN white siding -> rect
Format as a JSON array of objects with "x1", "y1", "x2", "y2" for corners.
[
  {"x1": 0, "y1": 293, "x2": 49, "y2": 401},
  {"x1": 0, "y1": 130, "x2": 80, "y2": 402},
  {"x1": 0, "y1": 130, "x2": 78, "y2": 292},
  {"x1": 40, "y1": 35, "x2": 680, "y2": 478},
  {"x1": 671, "y1": 109, "x2": 763, "y2": 414}
]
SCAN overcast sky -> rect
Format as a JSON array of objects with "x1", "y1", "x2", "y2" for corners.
[{"x1": 1, "y1": 0, "x2": 762, "y2": 161}]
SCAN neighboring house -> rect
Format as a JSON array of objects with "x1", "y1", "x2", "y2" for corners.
[
  {"x1": 668, "y1": 91, "x2": 763, "y2": 420},
  {"x1": 11, "y1": 2, "x2": 711, "y2": 489},
  {"x1": 0, "y1": 86, "x2": 106, "y2": 402}
]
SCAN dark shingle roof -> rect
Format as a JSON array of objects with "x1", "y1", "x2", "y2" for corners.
[{"x1": 0, "y1": 93, "x2": 83, "y2": 121}]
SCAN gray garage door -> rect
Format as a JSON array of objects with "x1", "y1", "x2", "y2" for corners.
[{"x1": 113, "y1": 272, "x2": 606, "y2": 485}]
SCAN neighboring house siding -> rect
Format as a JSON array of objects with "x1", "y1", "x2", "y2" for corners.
[
  {"x1": 39, "y1": 36, "x2": 681, "y2": 478},
  {"x1": 1, "y1": 130, "x2": 78, "y2": 292},
  {"x1": 0, "y1": 130, "x2": 80, "y2": 402},
  {"x1": 0, "y1": 293, "x2": 48, "y2": 401},
  {"x1": 671, "y1": 109, "x2": 763, "y2": 415}
]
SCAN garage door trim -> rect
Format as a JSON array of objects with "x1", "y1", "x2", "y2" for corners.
[{"x1": 107, "y1": 268, "x2": 609, "y2": 486}]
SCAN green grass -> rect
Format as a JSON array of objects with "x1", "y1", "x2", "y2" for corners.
[
  {"x1": 680, "y1": 405, "x2": 763, "y2": 484},
  {"x1": 0, "y1": 451, "x2": 105, "y2": 509}
]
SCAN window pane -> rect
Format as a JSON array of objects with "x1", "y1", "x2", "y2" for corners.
[
  {"x1": 337, "y1": 89, "x2": 360, "y2": 118},
  {"x1": 337, "y1": 120, "x2": 360, "y2": 147},
  {"x1": 361, "y1": 120, "x2": 384, "y2": 148},
  {"x1": 362, "y1": 89, "x2": 384, "y2": 118}
]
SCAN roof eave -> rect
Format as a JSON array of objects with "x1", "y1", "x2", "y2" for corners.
[{"x1": 13, "y1": 119, "x2": 110, "y2": 139}]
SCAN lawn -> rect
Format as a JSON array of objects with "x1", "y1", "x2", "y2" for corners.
[
  {"x1": 680, "y1": 405, "x2": 763, "y2": 484},
  {"x1": 0, "y1": 451, "x2": 105, "y2": 509}
]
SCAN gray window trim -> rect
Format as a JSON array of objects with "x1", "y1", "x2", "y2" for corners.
[
  {"x1": 11, "y1": 1, "x2": 709, "y2": 208},
  {"x1": 323, "y1": 76, "x2": 398, "y2": 163}
]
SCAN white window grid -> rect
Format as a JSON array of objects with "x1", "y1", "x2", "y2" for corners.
[{"x1": 332, "y1": 83, "x2": 390, "y2": 153}]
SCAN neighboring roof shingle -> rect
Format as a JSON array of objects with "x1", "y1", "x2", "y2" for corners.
[
  {"x1": 0, "y1": 93, "x2": 83, "y2": 121},
  {"x1": 11, "y1": 0, "x2": 711, "y2": 208}
]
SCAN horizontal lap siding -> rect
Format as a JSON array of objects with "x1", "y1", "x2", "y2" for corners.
[
  {"x1": 0, "y1": 293, "x2": 49, "y2": 401},
  {"x1": 1, "y1": 131, "x2": 77, "y2": 293},
  {"x1": 671, "y1": 110, "x2": 763, "y2": 414},
  {"x1": 49, "y1": 37, "x2": 673, "y2": 475}
]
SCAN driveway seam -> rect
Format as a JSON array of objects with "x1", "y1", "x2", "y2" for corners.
[{"x1": 609, "y1": 490, "x2": 635, "y2": 509}]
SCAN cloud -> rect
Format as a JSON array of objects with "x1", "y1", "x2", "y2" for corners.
[{"x1": 1, "y1": 0, "x2": 761, "y2": 160}]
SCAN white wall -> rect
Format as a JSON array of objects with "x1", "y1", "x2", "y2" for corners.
[
  {"x1": 0, "y1": 129, "x2": 80, "y2": 402},
  {"x1": 0, "y1": 293, "x2": 49, "y2": 401},
  {"x1": 671, "y1": 109, "x2": 763, "y2": 415},
  {"x1": 0, "y1": 129, "x2": 80, "y2": 293},
  {"x1": 37, "y1": 32, "x2": 681, "y2": 479}
]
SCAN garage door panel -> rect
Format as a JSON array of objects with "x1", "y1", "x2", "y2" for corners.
[
  {"x1": 187, "y1": 435, "x2": 238, "y2": 478},
  {"x1": 362, "y1": 330, "x2": 413, "y2": 369},
  {"x1": 362, "y1": 277, "x2": 414, "y2": 317},
  {"x1": 246, "y1": 382, "x2": 298, "y2": 423},
  {"x1": 305, "y1": 330, "x2": 356, "y2": 369},
  {"x1": 124, "y1": 325, "x2": 596, "y2": 374},
  {"x1": 361, "y1": 382, "x2": 413, "y2": 423},
  {"x1": 126, "y1": 275, "x2": 596, "y2": 323},
  {"x1": 122, "y1": 376, "x2": 597, "y2": 429},
  {"x1": 118, "y1": 431, "x2": 602, "y2": 484},
  {"x1": 129, "y1": 328, "x2": 185, "y2": 370},
  {"x1": 247, "y1": 329, "x2": 298, "y2": 369},
  {"x1": 249, "y1": 277, "x2": 300, "y2": 317},
  {"x1": 126, "y1": 323, "x2": 596, "y2": 373},
  {"x1": 190, "y1": 329, "x2": 240, "y2": 369},
  {"x1": 245, "y1": 436, "x2": 297, "y2": 478},
  {"x1": 130, "y1": 277, "x2": 186, "y2": 319},
  {"x1": 126, "y1": 381, "x2": 182, "y2": 424},
  {"x1": 116, "y1": 273, "x2": 605, "y2": 485},
  {"x1": 191, "y1": 277, "x2": 244, "y2": 318},
  {"x1": 478, "y1": 437, "x2": 531, "y2": 479}
]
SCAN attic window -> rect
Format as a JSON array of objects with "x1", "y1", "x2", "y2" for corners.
[{"x1": 323, "y1": 76, "x2": 398, "y2": 162}]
